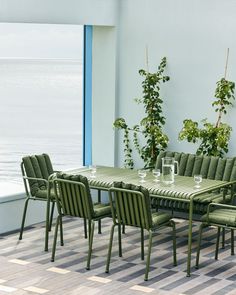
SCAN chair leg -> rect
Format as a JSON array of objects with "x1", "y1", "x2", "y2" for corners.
[
  {"x1": 49, "y1": 201, "x2": 55, "y2": 232},
  {"x1": 195, "y1": 223, "x2": 205, "y2": 269},
  {"x1": 19, "y1": 198, "x2": 30, "y2": 240},
  {"x1": 84, "y1": 218, "x2": 87, "y2": 239},
  {"x1": 144, "y1": 230, "x2": 153, "y2": 281},
  {"x1": 122, "y1": 224, "x2": 125, "y2": 234},
  {"x1": 118, "y1": 224, "x2": 122, "y2": 257},
  {"x1": 59, "y1": 215, "x2": 64, "y2": 246},
  {"x1": 98, "y1": 220, "x2": 102, "y2": 234},
  {"x1": 222, "y1": 227, "x2": 225, "y2": 249},
  {"x1": 51, "y1": 215, "x2": 60, "y2": 262},
  {"x1": 105, "y1": 224, "x2": 116, "y2": 273},
  {"x1": 88, "y1": 220, "x2": 91, "y2": 240},
  {"x1": 215, "y1": 227, "x2": 221, "y2": 260},
  {"x1": 231, "y1": 229, "x2": 234, "y2": 256},
  {"x1": 141, "y1": 228, "x2": 144, "y2": 260},
  {"x1": 86, "y1": 220, "x2": 95, "y2": 270},
  {"x1": 45, "y1": 197, "x2": 51, "y2": 252},
  {"x1": 170, "y1": 220, "x2": 177, "y2": 266}
]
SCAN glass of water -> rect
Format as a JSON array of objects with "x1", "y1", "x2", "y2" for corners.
[
  {"x1": 89, "y1": 165, "x2": 97, "y2": 179},
  {"x1": 152, "y1": 169, "x2": 161, "y2": 182},
  {"x1": 138, "y1": 169, "x2": 147, "y2": 183},
  {"x1": 194, "y1": 174, "x2": 202, "y2": 188}
]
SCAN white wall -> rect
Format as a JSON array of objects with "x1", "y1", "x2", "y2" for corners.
[
  {"x1": 92, "y1": 26, "x2": 116, "y2": 166},
  {"x1": 0, "y1": 0, "x2": 118, "y2": 25},
  {"x1": 115, "y1": 0, "x2": 236, "y2": 167}
]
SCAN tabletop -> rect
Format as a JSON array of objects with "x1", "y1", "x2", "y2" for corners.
[{"x1": 67, "y1": 166, "x2": 230, "y2": 201}]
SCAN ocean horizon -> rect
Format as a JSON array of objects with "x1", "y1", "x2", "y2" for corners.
[{"x1": 0, "y1": 59, "x2": 83, "y2": 183}]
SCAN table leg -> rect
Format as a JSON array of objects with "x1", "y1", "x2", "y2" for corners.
[
  {"x1": 187, "y1": 199, "x2": 193, "y2": 277},
  {"x1": 98, "y1": 190, "x2": 102, "y2": 234}
]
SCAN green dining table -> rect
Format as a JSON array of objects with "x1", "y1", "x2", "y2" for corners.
[{"x1": 67, "y1": 166, "x2": 235, "y2": 277}]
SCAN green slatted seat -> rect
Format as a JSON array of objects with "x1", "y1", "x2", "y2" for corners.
[
  {"x1": 202, "y1": 209, "x2": 236, "y2": 227},
  {"x1": 154, "y1": 151, "x2": 236, "y2": 215},
  {"x1": 19, "y1": 153, "x2": 57, "y2": 251},
  {"x1": 105, "y1": 182, "x2": 177, "y2": 281},
  {"x1": 196, "y1": 203, "x2": 236, "y2": 269},
  {"x1": 51, "y1": 173, "x2": 112, "y2": 270}
]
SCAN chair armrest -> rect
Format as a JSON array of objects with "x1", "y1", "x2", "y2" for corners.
[
  {"x1": 23, "y1": 176, "x2": 49, "y2": 186},
  {"x1": 23, "y1": 176, "x2": 48, "y2": 182},
  {"x1": 208, "y1": 203, "x2": 236, "y2": 211}
]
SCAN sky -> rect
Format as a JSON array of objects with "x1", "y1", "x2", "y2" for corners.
[{"x1": 0, "y1": 23, "x2": 83, "y2": 59}]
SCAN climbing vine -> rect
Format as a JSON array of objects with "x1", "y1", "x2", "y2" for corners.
[
  {"x1": 179, "y1": 49, "x2": 235, "y2": 157},
  {"x1": 114, "y1": 57, "x2": 170, "y2": 168}
]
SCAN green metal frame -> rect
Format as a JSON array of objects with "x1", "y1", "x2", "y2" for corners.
[
  {"x1": 105, "y1": 187, "x2": 177, "y2": 281},
  {"x1": 51, "y1": 178, "x2": 111, "y2": 270}
]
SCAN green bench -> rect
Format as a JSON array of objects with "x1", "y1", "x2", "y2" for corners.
[{"x1": 153, "y1": 151, "x2": 236, "y2": 215}]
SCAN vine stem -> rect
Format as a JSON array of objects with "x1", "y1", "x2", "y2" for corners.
[
  {"x1": 145, "y1": 45, "x2": 149, "y2": 73},
  {"x1": 215, "y1": 48, "x2": 230, "y2": 128},
  {"x1": 224, "y1": 48, "x2": 229, "y2": 79}
]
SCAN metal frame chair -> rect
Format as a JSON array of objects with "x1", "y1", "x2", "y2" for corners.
[
  {"x1": 19, "y1": 154, "x2": 56, "y2": 251},
  {"x1": 196, "y1": 203, "x2": 236, "y2": 269},
  {"x1": 105, "y1": 186, "x2": 177, "y2": 281},
  {"x1": 51, "y1": 175, "x2": 111, "y2": 270}
]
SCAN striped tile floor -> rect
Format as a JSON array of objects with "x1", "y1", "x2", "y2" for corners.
[{"x1": 0, "y1": 218, "x2": 236, "y2": 294}]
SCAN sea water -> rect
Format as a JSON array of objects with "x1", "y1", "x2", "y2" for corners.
[{"x1": 0, "y1": 59, "x2": 83, "y2": 183}]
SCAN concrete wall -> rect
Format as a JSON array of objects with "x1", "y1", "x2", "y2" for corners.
[
  {"x1": 115, "y1": 0, "x2": 236, "y2": 167},
  {"x1": 0, "y1": 196, "x2": 46, "y2": 234}
]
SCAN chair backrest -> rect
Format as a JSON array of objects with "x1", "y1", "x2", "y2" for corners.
[
  {"x1": 109, "y1": 182, "x2": 152, "y2": 230},
  {"x1": 53, "y1": 173, "x2": 94, "y2": 219},
  {"x1": 22, "y1": 153, "x2": 54, "y2": 196}
]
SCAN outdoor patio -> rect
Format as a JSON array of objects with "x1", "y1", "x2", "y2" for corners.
[{"x1": 0, "y1": 218, "x2": 236, "y2": 295}]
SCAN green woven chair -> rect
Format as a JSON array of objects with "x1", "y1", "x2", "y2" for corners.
[
  {"x1": 105, "y1": 182, "x2": 177, "y2": 281},
  {"x1": 196, "y1": 203, "x2": 236, "y2": 269},
  {"x1": 51, "y1": 173, "x2": 112, "y2": 270},
  {"x1": 19, "y1": 153, "x2": 57, "y2": 251}
]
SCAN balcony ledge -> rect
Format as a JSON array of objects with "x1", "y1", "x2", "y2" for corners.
[{"x1": 0, "y1": 182, "x2": 25, "y2": 204}]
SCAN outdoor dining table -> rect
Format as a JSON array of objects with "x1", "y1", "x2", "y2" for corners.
[{"x1": 68, "y1": 166, "x2": 234, "y2": 277}]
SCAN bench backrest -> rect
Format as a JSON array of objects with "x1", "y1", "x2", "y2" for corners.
[{"x1": 155, "y1": 151, "x2": 236, "y2": 183}]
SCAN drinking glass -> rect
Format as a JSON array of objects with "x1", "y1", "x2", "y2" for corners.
[
  {"x1": 152, "y1": 169, "x2": 161, "y2": 182},
  {"x1": 89, "y1": 165, "x2": 97, "y2": 179},
  {"x1": 138, "y1": 169, "x2": 147, "y2": 183},
  {"x1": 194, "y1": 174, "x2": 202, "y2": 188}
]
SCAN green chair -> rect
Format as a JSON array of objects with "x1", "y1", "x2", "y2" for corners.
[
  {"x1": 196, "y1": 203, "x2": 236, "y2": 269},
  {"x1": 105, "y1": 182, "x2": 177, "y2": 281},
  {"x1": 19, "y1": 153, "x2": 56, "y2": 251},
  {"x1": 51, "y1": 173, "x2": 112, "y2": 270}
]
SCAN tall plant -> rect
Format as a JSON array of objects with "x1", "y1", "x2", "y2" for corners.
[
  {"x1": 114, "y1": 57, "x2": 170, "y2": 169},
  {"x1": 179, "y1": 49, "x2": 235, "y2": 157}
]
